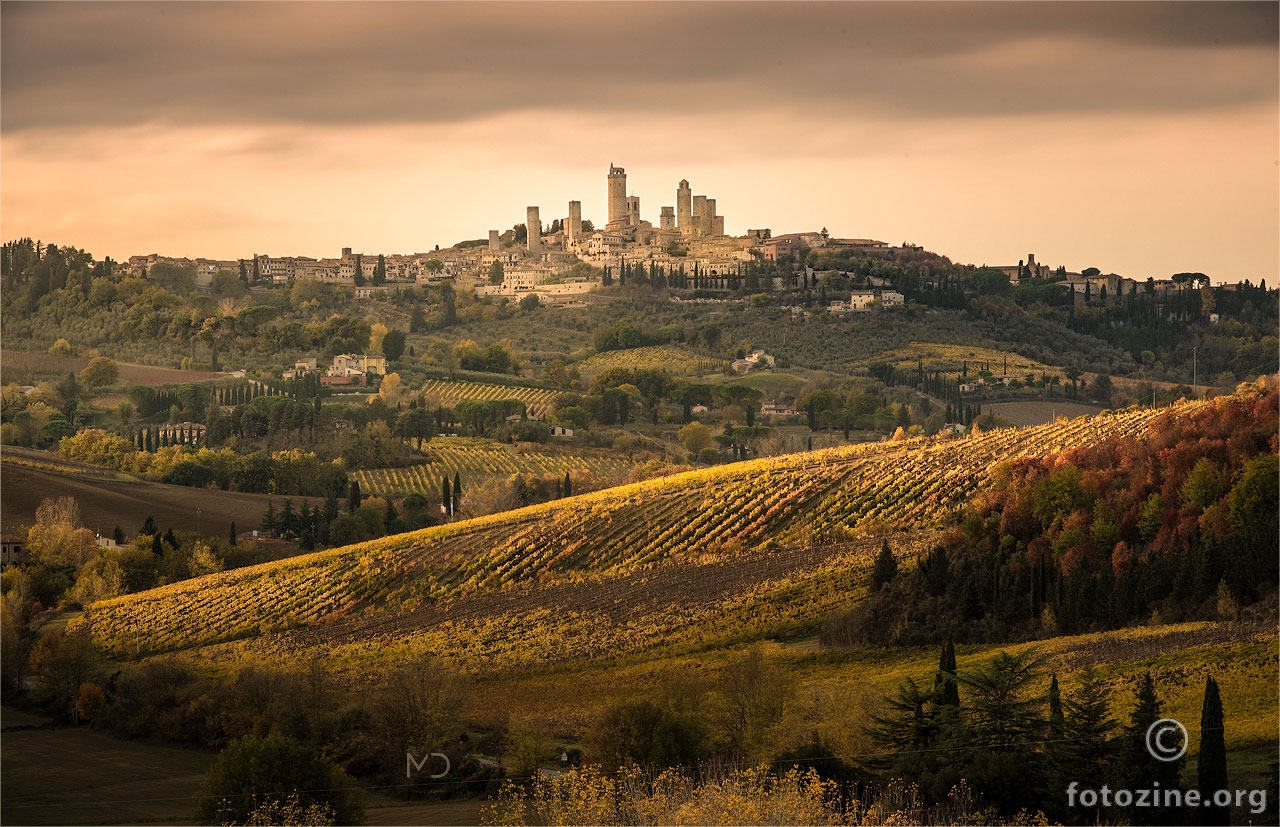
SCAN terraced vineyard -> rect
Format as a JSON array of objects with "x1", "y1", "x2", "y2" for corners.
[
  {"x1": 576, "y1": 345, "x2": 724, "y2": 377},
  {"x1": 351, "y1": 439, "x2": 640, "y2": 496},
  {"x1": 420, "y1": 378, "x2": 557, "y2": 419},
  {"x1": 85, "y1": 403, "x2": 1192, "y2": 667}
]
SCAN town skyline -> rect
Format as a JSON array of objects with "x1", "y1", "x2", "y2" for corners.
[{"x1": 2, "y1": 1, "x2": 1276, "y2": 283}]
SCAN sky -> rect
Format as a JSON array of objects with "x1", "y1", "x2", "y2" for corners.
[{"x1": 2, "y1": 1, "x2": 1276, "y2": 283}]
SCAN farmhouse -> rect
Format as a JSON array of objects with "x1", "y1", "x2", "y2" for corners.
[
  {"x1": 1, "y1": 534, "x2": 28, "y2": 567},
  {"x1": 327, "y1": 353, "x2": 387, "y2": 380}
]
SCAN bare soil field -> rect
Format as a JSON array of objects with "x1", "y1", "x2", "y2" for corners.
[
  {"x1": 0, "y1": 459, "x2": 318, "y2": 537},
  {"x1": 985, "y1": 399, "x2": 1104, "y2": 426},
  {"x1": 1, "y1": 351, "x2": 223, "y2": 387},
  {"x1": 114, "y1": 362, "x2": 223, "y2": 386},
  {"x1": 0, "y1": 351, "x2": 88, "y2": 384}
]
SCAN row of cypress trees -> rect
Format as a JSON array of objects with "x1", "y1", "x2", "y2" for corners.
[{"x1": 865, "y1": 639, "x2": 1256, "y2": 824}]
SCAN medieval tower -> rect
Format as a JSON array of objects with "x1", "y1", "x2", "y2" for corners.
[
  {"x1": 526, "y1": 206, "x2": 542, "y2": 254},
  {"x1": 607, "y1": 164, "x2": 628, "y2": 228},
  {"x1": 567, "y1": 200, "x2": 582, "y2": 245},
  {"x1": 676, "y1": 180, "x2": 692, "y2": 234}
]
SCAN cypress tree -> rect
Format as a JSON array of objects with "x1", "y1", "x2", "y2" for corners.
[
  {"x1": 452, "y1": 472, "x2": 462, "y2": 516},
  {"x1": 1120, "y1": 672, "x2": 1185, "y2": 825},
  {"x1": 279, "y1": 499, "x2": 296, "y2": 539},
  {"x1": 871, "y1": 540, "x2": 898, "y2": 590},
  {"x1": 229, "y1": 521, "x2": 237, "y2": 546},
  {"x1": 442, "y1": 477, "x2": 451, "y2": 517},
  {"x1": 1196, "y1": 676, "x2": 1228, "y2": 826},
  {"x1": 935, "y1": 638, "x2": 960, "y2": 707},
  {"x1": 151, "y1": 533, "x2": 163, "y2": 556},
  {"x1": 164, "y1": 528, "x2": 179, "y2": 549},
  {"x1": 1057, "y1": 665, "x2": 1117, "y2": 821},
  {"x1": 112, "y1": 525, "x2": 125, "y2": 545},
  {"x1": 348, "y1": 480, "x2": 361, "y2": 513},
  {"x1": 1047, "y1": 673, "x2": 1064, "y2": 740},
  {"x1": 142, "y1": 515, "x2": 157, "y2": 536},
  {"x1": 563, "y1": 471, "x2": 572, "y2": 498}
]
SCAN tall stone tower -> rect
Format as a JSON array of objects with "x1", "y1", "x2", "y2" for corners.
[
  {"x1": 691, "y1": 195, "x2": 708, "y2": 238},
  {"x1": 608, "y1": 164, "x2": 628, "y2": 227},
  {"x1": 567, "y1": 200, "x2": 582, "y2": 245},
  {"x1": 660, "y1": 206, "x2": 675, "y2": 230},
  {"x1": 626, "y1": 195, "x2": 641, "y2": 227},
  {"x1": 676, "y1": 180, "x2": 692, "y2": 233},
  {"x1": 526, "y1": 206, "x2": 541, "y2": 255},
  {"x1": 488, "y1": 230, "x2": 500, "y2": 252}
]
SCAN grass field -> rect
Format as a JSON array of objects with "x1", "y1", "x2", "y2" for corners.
[
  {"x1": 0, "y1": 706, "x2": 484, "y2": 827},
  {"x1": 872, "y1": 341, "x2": 1059, "y2": 376},
  {"x1": 460, "y1": 621, "x2": 1278, "y2": 793},
  {"x1": 0, "y1": 707, "x2": 214, "y2": 826},
  {"x1": 576, "y1": 345, "x2": 725, "y2": 377},
  {"x1": 705, "y1": 370, "x2": 812, "y2": 395},
  {"x1": 985, "y1": 399, "x2": 1105, "y2": 426}
]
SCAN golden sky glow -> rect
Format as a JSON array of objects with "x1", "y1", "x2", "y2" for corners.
[{"x1": 2, "y1": 2, "x2": 1276, "y2": 282}]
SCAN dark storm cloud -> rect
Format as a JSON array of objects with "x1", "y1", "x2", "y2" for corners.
[{"x1": 2, "y1": 1, "x2": 1275, "y2": 132}]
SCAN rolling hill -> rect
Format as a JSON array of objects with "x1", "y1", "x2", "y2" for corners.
[{"x1": 84, "y1": 403, "x2": 1180, "y2": 666}]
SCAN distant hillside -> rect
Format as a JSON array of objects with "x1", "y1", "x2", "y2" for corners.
[
  {"x1": 0, "y1": 452, "x2": 318, "y2": 537},
  {"x1": 85, "y1": 404, "x2": 1179, "y2": 663}
]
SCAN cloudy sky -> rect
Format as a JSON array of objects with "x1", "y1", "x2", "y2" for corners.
[{"x1": 2, "y1": 1, "x2": 1276, "y2": 282}]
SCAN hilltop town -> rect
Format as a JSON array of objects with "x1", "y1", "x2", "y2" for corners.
[{"x1": 123, "y1": 164, "x2": 1199, "y2": 310}]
